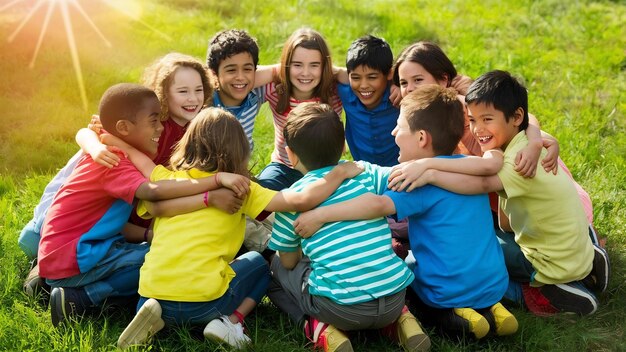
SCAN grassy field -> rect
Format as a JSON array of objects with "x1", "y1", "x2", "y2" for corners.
[{"x1": 1, "y1": 0, "x2": 625, "y2": 351}]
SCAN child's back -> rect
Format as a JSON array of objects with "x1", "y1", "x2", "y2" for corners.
[{"x1": 271, "y1": 160, "x2": 413, "y2": 303}]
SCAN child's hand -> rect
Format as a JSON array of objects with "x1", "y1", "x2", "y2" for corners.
[
  {"x1": 389, "y1": 84, "x2": 402, "y2": 107},
  {"x1": 333, "y1": 161, "x2": 365, "y2": 179},
  {"x1": 88, "y1": 114, "x2": 102, "y2": 134},
  {"x1": 209, "y1": 188, "x2": 244, "y2": 214},
  {"x1": 541, "y1": 137, "x2": 560, "y2": 174},
  {"x1": 388, "y1": 160, "x2": 429, "y2": 192},
  {"x1": 450, "y1": 75, "x2": 473, "y2": 96},
  {"x1": 294, "y1": 209, "x2": 324, "y2": 238},
  {"x1": 216, "y1": 172, "x2": 250, "y2": 198},
  {"x1": 514, "y1": 141, "x2": 542, "y2": 178},
  {"x1": 89, "y1": 143, "x2": 122, "y2": 168}
]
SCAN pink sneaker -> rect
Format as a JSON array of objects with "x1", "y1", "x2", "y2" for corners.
[{"x1": 303, "y1": 316, "x2": 352, "y2": 352}]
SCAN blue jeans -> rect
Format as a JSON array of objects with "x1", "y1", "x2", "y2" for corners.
[
  {"x1": 256, "y1": 162, "x2": 303, "y2": 191},
  {"x1": 138, "y1": 251, "x2": 270, "y2": 326},
  {"x1": 46, "y1": 240, "x2": 149, "y2": 306}
]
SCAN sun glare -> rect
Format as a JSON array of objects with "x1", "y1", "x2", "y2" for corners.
[{"x1": 1, "y1": 0, "x2": 168, "y2": 111}]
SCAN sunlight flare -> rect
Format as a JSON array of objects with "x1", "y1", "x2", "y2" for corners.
[{"x1": 1, "y1": 0, "x2": 167, "y2": 110}]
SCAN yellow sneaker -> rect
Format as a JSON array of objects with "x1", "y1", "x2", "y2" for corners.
[
  {"x1": 321, "y1": 324, "x2": 353, "y2": 352},
  {"x1": 453, "y1": 308, "x2": 489, "y2": 339},
  {"x1": 117, "y1": 298, "x2": 165, "y2": 349},
  {"x1": 304, "y1": 317, "x2": 352, "y2": 352},
  {"x1": 490, "y1": 303, "x2": 518, "y2": 336},
  {"x1": 396, "y1": 309, "x2": 431, "y2": 351}
]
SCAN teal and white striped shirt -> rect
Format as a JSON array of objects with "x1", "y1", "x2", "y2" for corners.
[{"x1": 269, "y1": 161, "x2": 414, "y2": 305}]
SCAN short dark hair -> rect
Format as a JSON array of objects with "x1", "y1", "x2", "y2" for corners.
[
  {"x1": 465, "y1": 70, "x2": 529, "y2": 131},
  {"x1": 346, "y1": 35, "x2": 393, "y2": 75},
  {"x1": 392, "y1": 41, "x2": 457, "y2": 87},
  {"x1": 206, "y1": 29, "x2": 259, "y2": 73},
  {"x1": 400, "y1": 84, "x2": 464, "y2": 156},
  {"x1": 283, "y1": 103, "x2": 344, "y2": 170},
  {"x1": 99, "y1": 83, "x2": 157, "y2": 133}
]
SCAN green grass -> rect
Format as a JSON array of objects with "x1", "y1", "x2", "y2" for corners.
[{"x1": 1, "y1": 0, "x2": 625, "y2": 350}]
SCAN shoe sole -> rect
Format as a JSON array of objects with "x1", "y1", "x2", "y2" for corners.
[
  {"x1": 397, "y1": 313, "x2": 431, "y2": 351},
  {"x1": 117, "y1": 298, "x2": 165, "y2": 349},
  {"x1": 50, "y1": 288, "x2": 66, "y2": 327},
  {"x1": 540, "y1": 283, "x2": 599, "y2": 315},
  {"x1": 592, "y1": 245, "x2": 610, "y2": 293},
  {"x1": 324, "y1": 326, "x2": 353, "y2": 352}
]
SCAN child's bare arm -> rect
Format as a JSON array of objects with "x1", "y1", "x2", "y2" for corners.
[
  {"x1": 515, "y1": 116, "x2": 543, "y2": 178},
  {"x1": 143, "y1": 188, "x2": 245, "y2": 217},
  {"x1": 388, "y1": 150, "x2": 504, "y2": 192},
  {"x1": 498, "y1": 207, "x2": 513, "y2": 232},
  {"x1": 264, "y1": 161, "x2": 364, "y2": 213},
  {"x1": 254, "y1": 64, "x2": 279, "y2": 88},
  {"x1": 277, "y1": 247, "x2": 303, "y2": 270},
  {"x1": 333, "y1": 66, "x2": 349, "y2": 84},
  {"x1": 293, "y1": 193, "x2": 396, "y2": 238},
  {"x1": 398, "y1": 169, "x2": 503, "y2": 195},
  {"x1": 541, "y1": 134, "x2": 559, "y2": 174},
  {"x1": 100, "y1": 133, "x2": 155, "y2": 177},
  {"x1": 76, "y1": 127, "x2": 121, "y2": 168},
  {"x1": 121, "y1": 222, "x2": 150, "y2": 243},
  {"x1": 450, "y1": 74, "x2": 473, "y2": 95}
]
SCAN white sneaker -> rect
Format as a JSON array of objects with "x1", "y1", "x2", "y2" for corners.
[
  {"x1": 203, "y1": 315, "x2": 251, "y2": 349},
  {"x1": 117, "y1": 298, "x2": 165, "y2": 349}
]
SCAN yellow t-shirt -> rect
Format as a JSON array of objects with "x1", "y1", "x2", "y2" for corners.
[
  {"x1": 137, "y1": 166, "x2": 277, "y2": 302},
  {"x1": 497, "y1": 131, "x2": 593, "y2": 285}
]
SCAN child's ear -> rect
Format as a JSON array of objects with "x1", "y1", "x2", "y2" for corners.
[
  {"x1": 417, "y1": 130, "x2": 429, "y2": 148},
  {"x1": 115, "y1": 120, "x2": 133, "y2": 136},
  {"x1": 387, "y1": 70, "x2": 394, "y2": 81},
  {"x1": 512, "y1": 107, "x2": 525, "y2": 127}
]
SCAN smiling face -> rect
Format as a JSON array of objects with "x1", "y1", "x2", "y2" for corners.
[
  {"x1": 215, "y1": 52, "x2": 256, "y2": 107},
  {"x1": 167, "y1": 67, "x2": 204, "y2": 126},
  {"x1": 467, "y1": 102, "x2": 522, "y2": 152},
  {"x1": 124, "y1": 96, "x2": 164, "y2": 159},
  {"x1": 349, "y1": 65, "x2": 389, "y2": 110},
  {"x1": 398, "y1": 61, "x2": 447, "y2": 98},
  {"x1": 288, "y1": 47, "x2": 323, "y2": 100}
]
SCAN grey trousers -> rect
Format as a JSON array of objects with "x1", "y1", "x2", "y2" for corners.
[{"x1": 267, "y1": 255, "x2": 405, "y2": 331}]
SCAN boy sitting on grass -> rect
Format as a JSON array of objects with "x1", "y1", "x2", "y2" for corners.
[
  {"x1": 386, "y1": 71, "x2": 610, "y2": 316},
  {"x1": 267, "y1": 102, "x2": 429, "y2": 352},
  {"x1": 39, "y1": 83, "x2": 247, "y2": 327},
  {"x1": 294, "y1": 85, "x2": 517, "y2": 340}
]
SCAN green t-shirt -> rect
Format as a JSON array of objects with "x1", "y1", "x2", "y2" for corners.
[{"x1": 497, "y1": 131, "x2": 593, "y2": 285}]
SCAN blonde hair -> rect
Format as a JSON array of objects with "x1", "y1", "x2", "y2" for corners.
[
  {"x1": 142, "y1": 52, "x2": 214, "y2": 121},
  {"x1": 169, "y1": 107, "x2": 250, "y2": 176},
  {"x1": 276, "y1": 28, "x2": 335, "y2": 114}
]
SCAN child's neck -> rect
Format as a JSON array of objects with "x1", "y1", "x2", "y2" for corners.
[
  {"x1": 169, "y1": 115, "x2": 189, "y2": 127},
  {"x1": 218, "y1": 90, "x2": 245, "y2": 107}
]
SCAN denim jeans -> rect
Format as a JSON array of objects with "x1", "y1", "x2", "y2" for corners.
[
  {"x1": 256, "y1": 162, "x2": 303, "y2": 191},
  {"x1": 138, "y1": 251, "x2": 270, "y2": 327},
  {"x1": 46, "y1": 240, "x2": 149, "y2": 305}
]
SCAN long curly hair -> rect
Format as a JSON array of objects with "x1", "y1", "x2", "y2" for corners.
[{"x1": 142, "y1": 52, "x2": 214, "y2": 121}]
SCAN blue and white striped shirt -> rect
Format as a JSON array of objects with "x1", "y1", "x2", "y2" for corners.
[
  {"x1": 269, "y1": 161, "x2": 414, "y2": 305},
  {"x1": 213, "y1": 86, "x2": 265, "y2": 151}
]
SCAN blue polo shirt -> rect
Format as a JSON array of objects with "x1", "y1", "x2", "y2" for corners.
[
  {"x1": 338, "y1": 82, "x2": 400, "y2": 166},
  {"x1": 213, "y1": 86, "x2": 265, "y2": 151}
]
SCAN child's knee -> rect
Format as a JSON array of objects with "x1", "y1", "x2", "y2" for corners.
[{"x1": 18, "y1": 219, "x2": 40, "y2": 260}]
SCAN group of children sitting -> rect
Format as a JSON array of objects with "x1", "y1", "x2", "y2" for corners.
[{"x1": 18, "y1": 28, "x2": 610, "y2": 352}]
